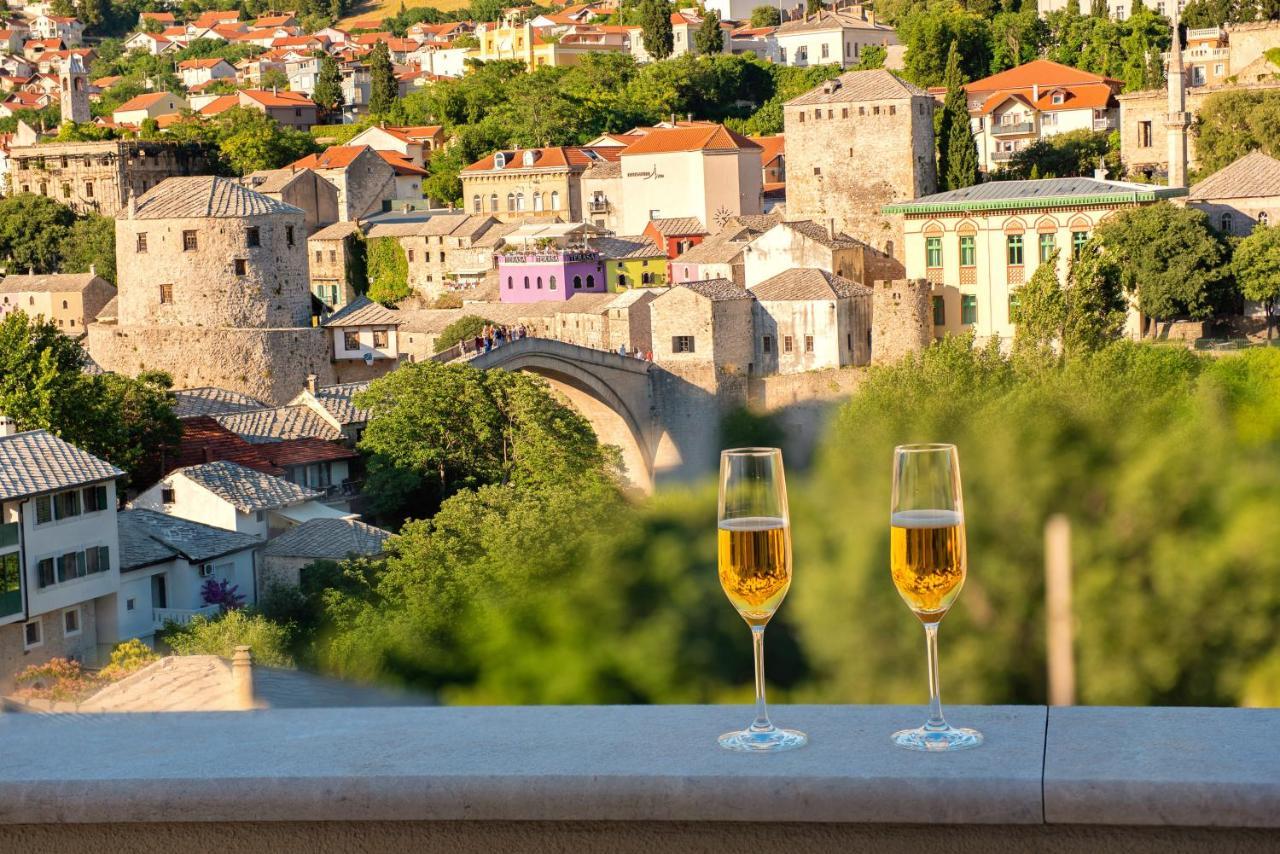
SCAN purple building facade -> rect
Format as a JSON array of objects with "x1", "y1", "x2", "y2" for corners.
[{"x1": 498, "y1": 250, "x2": 609, "y2": 303}]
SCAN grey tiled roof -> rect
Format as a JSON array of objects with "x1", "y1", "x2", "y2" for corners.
[
  {"x1": 720, "y1": 213, "x2": 782, "y2": 232},
  {"x1": 786, "y1": 69, "x2": 929, "y2": 106},
  {"x1": 173, "y1": 387, "x2": 269, "y2": 419},
  {"x1": 589, "y1": 235, "x2": 662, "y2": 260},
  {"x1": 322, "y1": 295, "x2": 400, "y2": 328},
  {"x1": 583, "y1": 161, "x2": 621, "y2": 178},
  {"x1": 673, "y1": 230, "x2": 753, "y2": 264},
  {"x1": 751, "y1": 268, "x2": 870, "y2": 301},
  {"x1": 781, "y1": 219, "x2": 864, "y2": 249},
  {"x1": 0, "y1": 430, "x2": 123, "y2": 501},
  {"x1": 118, "y1": 508, "x2": 261, "y2": 571},
  {"x1": 308, "y1": 221, "x2": 361, "y2": 241},
  {"x1": 777, "y1": 9, "x2": 894, "y2": 34},
  {"x1": 677, "y1": 279, "x2": 754, "y2": 301},
  {"x1": 311, "y1": 382, "x2": 370, "y2": 426},
  {"x1": 1188, "y1": 151, "x2": 1280, "y2": 201},
  {"x1": 215, "y1": 405, "x2": 342, "y2": 444},
  {"x1": 176, "y1": 460, "x2": 320, "y2": 512},
  {"x1": 899, "y1": 178, "x2": 1170, "y2": 206},
  {"x1": 128, "y1": 176, "x2": 304, "y2": 220},
  {"x1": 0, "y1": 273, "x2": 112, "y2": 294},
  {"x1": 647, "y1": 216, "x2": 706, "y2": 236},
  {"x1": 262, "y1": 517, "x2": 391, "y2": 559}
]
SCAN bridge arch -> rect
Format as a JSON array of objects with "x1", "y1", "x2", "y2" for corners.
[{"x1": 469, "y1": 339, "x2": 658, "y2": 492}]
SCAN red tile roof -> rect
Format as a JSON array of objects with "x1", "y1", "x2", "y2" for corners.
[
  {"x1": 168, "y1": 417, "x2": 283, "y2": 477},
  {"x1": 258, "y1": 437, "x2": 357, "y2": 468},
  {"x1": 291, "y1": 144, "x2": 372, "y2": 170},
  {"x1": 463, "y1": 145, "x2": 621, "y2": 172},
  {"x1": 114, "y1": 91, "x2": 178, "y2": 112},
  {"x1": 178, "y1": 57, "x2": 231, "y2": 69},
  {"x1": 964, "y1": 59, "x2": 1121, "y2": 94},
  {"x1": 750, "y1": 133, "x2": 784, "y2": 165},
  {"x1": 198, "y1": 94, "x2": 239, "y2": 116},
  {"x1": 621, "y1": 125, "x2": 761, "y2": 155},
  {"x1": 241, "y1": 88, "x2": 314, "y2": 108},
  {"x1": 376, "y1": 149, "x2": 429, "y2": 175}
]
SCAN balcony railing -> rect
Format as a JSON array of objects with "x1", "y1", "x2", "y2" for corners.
[
  {"x1": 588, "y1": 198, "x2": 610, "y2": 212},
  {"x1": 992, "y1": 121, "x2": 1034, "y2": 136},
  {"x1": 153, "y1": 604, "x2": 220, "y2": 629},
  {"x1": 320, "y1": 480, "x2": 363, "y2": 501},
  {"x1": 991, "y1": 150, "x2": 1017, "y2": 162},
  {"x1": 1093, "y1": 118, "x2": 1115, "y2": 131}
]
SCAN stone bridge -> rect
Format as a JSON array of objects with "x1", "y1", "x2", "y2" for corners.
[{"x1": 468, "y1": 338, "x2": 721, "y2": 492}]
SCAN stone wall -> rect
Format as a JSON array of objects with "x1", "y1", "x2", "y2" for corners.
[
  {"x1": 0, "y1": 604, "x2": 100, "y2": 693},
  {"x1": 85, "y1": 324, "x2": 340, "y2": 405},
  {"x1": 870, "y1": 278, "x2": 931, "y2": 365},
  {"x1": 116, "y1": 211, "x2": 311, "y2": 329},
  {"x1": 7, "y1": 141, "x2": 211, "y2": 216},
  {"x1": 1225, "y1": 20, "x2": 1280, "y2": 71},
  {"x1": 784, "y1": 93, "x2": 936, "y2": 261}
]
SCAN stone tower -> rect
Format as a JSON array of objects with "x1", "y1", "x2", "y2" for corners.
[
  {"x1": 1165, "y1": 14, "x2": 1190, "y2": 188},
  {"x1": 60, "y1": 52, "x2": 90, "y2": 125},
  {"x1": 782, "y1": 70, "x2": 937, "y2": 263}
]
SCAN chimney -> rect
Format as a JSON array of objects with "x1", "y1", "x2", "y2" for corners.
[
  {"x1": 305, "y1": 373, "x2": 317, "y2": 394},
  {"x1": 1032, "y1": 83, "x2": 1039, "y2": 102},
  {"x1": 89, "y1": 263, "x2": 95, "y2": 276},
  {"x1": 1094, "y1": 160, "x2": 1107, "y2": 181},
  {"x1": 828, "y1": 218, "x2": 835, "y2": 240},
  {"x1": 0, "y1": 414, "x2": 16, "y2": 437},
  {"x1": 127, "y1": 189, "x2": 136, "y2": 219},
  {"x1": 231, "y1": 646, "x2": 255, "y2": 711}
]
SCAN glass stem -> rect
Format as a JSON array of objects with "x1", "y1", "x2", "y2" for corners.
[
  {"x1": 749, "y1": 624, "x2": 773, "y2": 732},
  {"x1": 924, "y1": 622, "x2": 947, "y2": 730}
]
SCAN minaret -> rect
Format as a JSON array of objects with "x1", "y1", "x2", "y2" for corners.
[
  {"x1": 1165, "y1": 13, "x2": 1189, "y2": 188},
  {"x1": 59, "y1": 52, "x2": 90, "y2": 125}
]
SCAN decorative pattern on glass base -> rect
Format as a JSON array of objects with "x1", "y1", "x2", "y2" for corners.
[
  {"x1": 891, "y1": 724, "x2": 983, "y2": 752},
  {"x1": 718, "y1": 727, "x2": 808, "y2": 752}
]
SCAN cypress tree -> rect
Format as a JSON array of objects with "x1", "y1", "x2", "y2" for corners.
[
  {"x1": 938, "y1": 42, "x2": 975, "y2": 190},
  {"x1": 368, "y1": 41, "x2": 396, "y2": 116},
  {"x1": 639, "y1": 0, "x2": 674, "y2": 60},
  {"x1": 694, "y1": 10, "x2": 724, "y2": 55},
  {"x1": 313, "y1": 54, "x2": 344, "y2": 119}
]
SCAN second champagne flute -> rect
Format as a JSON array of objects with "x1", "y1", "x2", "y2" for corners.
[{"x1": 717, "y1": 447, "x2": 807, "y2": 752}]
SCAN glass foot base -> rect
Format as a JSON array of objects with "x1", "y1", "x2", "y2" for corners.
[
  {"x1": 719, "y1": 726, "x2": 808, "y2": 752},
  {"x1": 891, "y1": 724, "x2": 983, "y2": 752}
]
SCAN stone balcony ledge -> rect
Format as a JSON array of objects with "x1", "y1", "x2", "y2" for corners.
[{"x1": 0, "y1": 705, "x2": 1275, "y2": 852}]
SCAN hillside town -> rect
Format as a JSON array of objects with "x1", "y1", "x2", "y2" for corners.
[{"x1": 1, "y1": 0, "x2": 1280, "y2": 711}]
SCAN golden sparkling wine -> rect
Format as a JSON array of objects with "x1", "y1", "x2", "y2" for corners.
[
  {"x1": 718, "y1": 516, "x2": 792, "y2": 626},
  {"x1": 890, "y1": 509, "x2": 966, "y2": 623}
]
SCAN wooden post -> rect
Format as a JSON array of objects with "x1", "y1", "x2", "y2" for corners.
[{"x1": 1045, "y1": 514, "x2": 1075, "y2": 706}]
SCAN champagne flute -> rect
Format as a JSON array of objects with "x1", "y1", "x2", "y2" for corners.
[
  {"x1": 889, "y1": 443, "x2": 983, "y2": 752},
  {"x1": 716, "y1": 447, "x2": 807, "y2": 752}
]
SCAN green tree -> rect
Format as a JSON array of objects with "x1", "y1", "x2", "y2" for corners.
[
  {"x1": 160, "y1": 610, "x2": 295, "y2": 668},
  {"x1": 0, "y1": 193, "x2": 75, "y2": 273},
  {"x1": 1095, "y1": 202, "x2": 1230, "y2": 325},
  {"x1": 694, "y1": 10, "x2": 724, "y2": 55},
  {"x1": 945, "y1": 93, "x2": 979, "y2": 190},
  {"x1": 750, "y1": 5, "x2": 781, "y2": 26},
  {"x1": 366, "y1": 237, "x2": 411, "y2": 305},
  {"x1": 806, "y1": 0, "x2": 823, "y2": 13},
  {"x1": 639, "y1": 0, "x2": 674, "y2": 60},
  {"x1": 997, "y1": 128, "x2": 1118, "y2": 180},
  {"x1": 313, "y1": 54, "x2": 344, "y2": 118},
  {"x1": 853, "y1": 43, "x2": 887, "y2": 70},
  {"x1": 60, "y1": 214, "x2": 117, "y2": 285},
  {"x1": 214, "y1": 107, "x2": 320, "y2": 175},
  {"x1": 0, "y1": 313, "x2": 182, "y2": 485},
  {"x1": 434, "y1": 314, "x2": 493, "y2": 353},
  {"x1": 368, "y1": 41, "x2": 397, "y2": 115},
  {"x1": 899, "y1": 3, "x2": 992, "y2": 87},
  {"x1": 936, "y1": 41, "x2": 965, "y2": 189},
  {"x1": 1231, "y1": 224, "x2": 1280, "y2": 338},
  {"x1": 1012, "y1": 250, "x2": 1067, "y2": 358},
  {"x1": 1064, "y1": 240, "x2": 1127, "y2": 354},
  {"x1": 1194, "y1": 90, "x2": 1280, "y2": 175}
]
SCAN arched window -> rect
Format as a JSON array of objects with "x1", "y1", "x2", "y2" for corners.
[
  {"x1": 523, "y1": 276, "x2": 530, "y2": 289},
  {"x1": 618, "y1": 273, "x2": 627, "y2": 287},
  {"x1": 549, "y1": 275, "x2": 557, "y2": 290},
  {"x1": 1221, "y1": 212, "x2": 1233, "y2": 232},
  {"x1": 516, "y1": 193, "x2": 525, "y2": 211},
  {"x1": 550, "y1": 190, "x2": 559, "y2": 210},
  {"x1": 536, "y1": 276, "x2": 543, "y2": 289},
  {"x1": 507, "y1": 193, "x2": 515, "y2": 211},
  {"x1": 472, "y1": 195, "x2": 481, "y2": 213},
  {"x1": 586, "y1": 274, "x2": 595, "y2": 288},
  {"x1": 1259, "y1": 211, "x2": 1269, "y2": 227},
  {"x1": 490, "y1": 193, "x2": 498, "y2": 211},
  {"x1": 522, "y1": 150, "x2": 535, "y2": 166},
  {"x1": 507, "y1": 276, "x2": 514, "y2": 289},
  {"x1": 573, "y1": 275, "x2": 582, "y2": 289},
  {"x1": 494, "y1": 152, "x2": 506, "y2": 169},
  {"x1": 533, "y1": 192, "x2": 543, "y2": 212}
]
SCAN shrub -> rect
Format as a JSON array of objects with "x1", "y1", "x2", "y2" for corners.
[
  {"x1": 14, "y1": 658, "x2": 97, "y2": 701},
  {"x1": 366, "y1": 237, "x2": 411, "y2": 306},
  {"x1": 434, "y1": 314, "x2": 492, "y2": 353},
  {"x1": 99, "y1": 638, "x2": 160, "y2": 681},
  {"x1": 160, "y1": 610, "x2": 295, "y2": 668}
]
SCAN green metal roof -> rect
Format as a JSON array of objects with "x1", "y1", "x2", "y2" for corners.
[{"x1": 882, "y1": 178, "x2": 1188, "y2": 215}]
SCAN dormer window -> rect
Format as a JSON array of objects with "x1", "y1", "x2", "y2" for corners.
[
  {"x1": 493, "y1": 152, "x2": 506, "y2": 169},
  {"x1": 1051, "y1": 92, "x2": 1064, "y2": 104},
  {"x1": 522, "y1": 149, "x2": 535, "y2": 166}
]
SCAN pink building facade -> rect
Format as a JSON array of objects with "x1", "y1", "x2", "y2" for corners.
[{"x1": 498, "y1": 250, "x2": 609, "y2": 303}]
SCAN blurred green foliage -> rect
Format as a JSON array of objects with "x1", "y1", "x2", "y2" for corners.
[{"x1": 302, "y1": 338, "x2": 1280, "y2": 708}]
